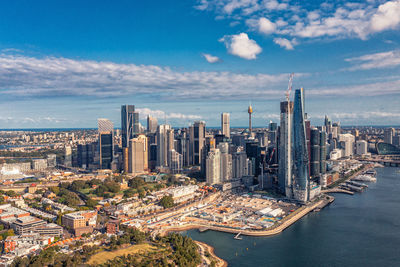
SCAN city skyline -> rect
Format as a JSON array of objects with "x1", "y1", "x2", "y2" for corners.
[{"x1": 0, "y1": 0, "x2": 400, "y2": 128}]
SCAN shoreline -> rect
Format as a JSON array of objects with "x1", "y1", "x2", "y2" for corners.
[
  {"x1": 195, "y1": 240, "x2": 228, "y2": 267},
  {"x1": 162, "y1": 198, "x2": 326, "y2": 237}
]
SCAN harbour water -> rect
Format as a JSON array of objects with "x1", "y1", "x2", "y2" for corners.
[{"x1": 184, "y1": 167, "x2": 400, "y2": 266}]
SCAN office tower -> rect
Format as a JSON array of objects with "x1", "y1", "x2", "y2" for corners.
[
  {"x1": 206, "y1": 148, "x2": 221, "y2": 185},
  {"x1": 148, "y1": 144, "x2": 158, "y2": 170},
  {"x1": 248, "y1": 104, "x2": 253, "y2": 134},
  {"x1": 156, "y1": 124, "x2": 174, "y2": 168},
  {"x1": 232, "y1": 134, "x2": 246, "y2": 148},
  {"x1": 232, "y1": 151, "x2": 248, "y2": 179},
  {"x1": 147, "y1": 115, "x2": 158, "y2": 133},
  {"x1": 98, "y1": 118, "x2": 114, "y2": 169},
  {"x1": 47, "y1": 154, "x2": 57, "y2": 168},
  {"x1": 268, "y1": 122, "x2": 278, "y2": 147},
  {"x1": 320, "y1": 131, "x2": 327, "y2": 174},
  {"x1": 218, "y1": 142, "x2": 232, "y2": 182},
  {"x1": 221, "y1": 113, "x2": 230, "y2": 138},
  {"x1": 189, "y1": 121, "x2": 205, "y2": 165},
  {"x1": 324, "y1": 115, "x2": 332, "y2": 134},
  {"x1": 201, "y1": 136, "x2": 216, "y2": 176},
  {"x1": 331, "y1": 122, "x2": 341, "y2": 139},
  {"x1": 278, "y1": 100, "x2": 293, "y2": 197},
  {"x1": 356, "y1": 140, "x2": 368, "y2": 155},
  {"x1": 338, "y1": 133, "x2": 355, "y2": 157},
  {"x1": 77, "y1": 143, "x2": 96, "y2": 169},
  {"x1": 128, "y1": 134, "x2": 148, "y2": 174},
  {"x1": 256, "y1": 131, "x2": 268, "y2": 147},
  {"x1": 168, "y1": 149, "x2": 183, "y2": 174},
  {"x1": 310, "y1": 128, "x2": 320, "y2": 178},
  {"x1": 245, "y1": 139, "x2": 262, "y2": 176},
  {"x1": 121, "y1": 105, "x2": 137, "y2": 148},
  {"x1": 384, "y1": 128, "x2": 394, "y2": 144},
  {"x1": 64, "y1": 146, "x2": 72, "y2": 167},
  {"x1": 292, "y1": 88, "x2": 309, "y2": 202}
]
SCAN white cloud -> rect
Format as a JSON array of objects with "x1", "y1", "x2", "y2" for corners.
[
  {"x1": 262, "y1": 0, "x2": 287, "y2": 10},
  {"x1": 202, "y1": 53, "x2": 220, "y2": 63},
  {"x1": 258, "y1": 17, "x2": 276, "y2": 34},
  {"x1": 196, "y1": 0, "x2": 400, "y2": 44},
  {"x1": 345, "y1": 50, "x2": 400, "y2": 70},
  {"x1": 0, "y1": 54, "x2": 293, "y2": 100},
  {"x1": 194, "y1": 0, "x2": 209, "y2": 10},
  {"x1": 370, "y1": 0, "x2": 400, "y2": 32},
  {"x1": 273, "y1": 38, "x2": 296, "y2": 50},
  {"x1": 219, "y1": 33, "x2": 262, "y2": 59},
  {"x1": 136, "y1": 108, "x2": 201, "y2": 120}
]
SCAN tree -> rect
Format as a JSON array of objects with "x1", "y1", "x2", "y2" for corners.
[
  {"x1": 86, "y1": 198, "x2": 98, "y2": 209},
  {"x1": 49, "y1": 186, "x2": 60, "y2": 195},
  {"x1": 159, "y1": 195, "x2": 174, "y2": 209}
]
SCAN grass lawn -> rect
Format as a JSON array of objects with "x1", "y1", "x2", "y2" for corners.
[{"x1": 87, "y1": 243, "x2": 158, "y2": 265}]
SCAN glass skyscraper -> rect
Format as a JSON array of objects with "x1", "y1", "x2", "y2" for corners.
[
  {"x1": 121, "y1": 105, "x2": 138, "y2": 148},
  {"x1": 292, "y1": 88, "x2": 309, "y2": 202}
]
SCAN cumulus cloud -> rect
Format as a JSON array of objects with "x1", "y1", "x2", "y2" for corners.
[
  {"x1": 202, "y1": 53, "x2": 220, "y2": 63},
  {"x1": 219, "y1": 33, "x2": 262, "y2": 59},
  {"x1": 258, "y1": 17, "x2": 276, "y2": 34},
  {"x1": 273, "y1": 38, "x2": 296, "y2": 50},
  {"x1": 136, "y1": 108, "x2": 201, "y2": 120},
  {"x1": 370, "y1": 0, "x2": 400, "y2": 32},
  {"x1": 196, "y1": 0, "x2": 400, "y2": 45},
  {"x1": 0, "y1": 54, "x2": 293, "y2": 100},
  {"x1": 345, "y1": 50, "x2": 400, "y2": 70}
]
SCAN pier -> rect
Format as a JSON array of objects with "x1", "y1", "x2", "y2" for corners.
[{"x1": 321, "y1": 188, "x2": 354, "y2": 195}]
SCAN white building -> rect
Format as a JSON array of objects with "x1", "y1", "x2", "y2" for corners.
[
  {"x1": 206, "y1": 148, "x2": 221, "y2": 185},
  {"x1": 221, "y1": 113, "x2": 230, "y2": 138},
  {"x1": 356, "y1": 140, "x2": 368, "y2": 155},
  {"x1": 338, "y1": 134, "x2": 355, "y2": 157},
  {"x1": 218, "y1": 142, "x2": 232, "y2": 182},
  {"x1": 32, "y1": 159, "x2": 48, "y2": 171}
]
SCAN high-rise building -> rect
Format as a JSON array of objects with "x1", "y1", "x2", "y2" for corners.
[
  {"x1": 356, "y1": 140, "x2": 368, "y2": 155},
  {"x1": 324, "y1": 115, "x2": 332, "y2": 134},
  {"x1": 147, "y1": 115, "x2": 158, "y2": 133},
  {"x1": 128, "y1": 134, "x2": 148, "y2": 174},
  {"x1": 98, "y1": 118, "x2": 114, "y2": 169},
  {"x1": 310, "y1": 128, "x2": 320, "y2": 178},
  {"x1": 77, "y1": 143, "x2": 96, "y2": 169},
  {"x1": 232, "y1": 151, "x2": 248, "y2": 179},
  {"x1": 384, "y1": 128, "x2": 395, "y2": 144},
  {"x1": 292, "y1": 88, "x2": 309, "y2": 202},
  {"x1": 64, "y1": 146, "x2": 72, "y2": 167},
  {"x1": 338, "y1": 133, "x2": 355, "y2": 157},
  {"x1": 221, "y1": 113, "x2": 230, "y2": 138},
  {"x1": 218, "y1": 142, "x2": 232, "y2": 182},
  {"x1": 156, "y1": 124, "x2": 174, "y2": 168},
  {"x1": 168, "y1": 149, "x2": 183, "y2": 174},
  {"x1": 320, "y1": 131, "x2": 327, "y2": 174},
  {"x1": 206, "y1": 148, "x2": 221, "y2": 185},
  {"x1": 278, "y1": 101, "x2": 293, "y2": 197},
  {"x1": 189, "y1": 121, "x2": 205, "y2": 165},
  {"x1": 121, "y1": 105, "x2": 137, "y2": 148}
]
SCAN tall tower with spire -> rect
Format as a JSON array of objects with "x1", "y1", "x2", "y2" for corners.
[{"x1": 248, "y1": 103, "x2": 253, "y2": 134}]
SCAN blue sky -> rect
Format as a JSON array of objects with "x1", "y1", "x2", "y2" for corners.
[{"x1": 0, "y1": 0, "x2": 399, "y2": 128}]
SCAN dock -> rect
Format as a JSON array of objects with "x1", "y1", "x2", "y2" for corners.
[{"x1": 234, "y1": 232, "x2": 242, "y2": 240}]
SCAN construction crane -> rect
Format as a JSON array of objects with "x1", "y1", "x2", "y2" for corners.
[{"x1": 285, "y1": 73, "x2": 294, "y2": 101}]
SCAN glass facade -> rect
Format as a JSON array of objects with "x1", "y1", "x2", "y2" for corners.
[
  {"x1": 121, "y1": 105, "x2": 136, "y2": 148},
  {"x1": 293, "y1": 88, "x2": 309, "y2": 192}
]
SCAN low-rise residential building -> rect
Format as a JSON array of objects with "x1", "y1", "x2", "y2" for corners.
[{"x1": 62, "y1": 210, "x2": 97, "y2": 235}]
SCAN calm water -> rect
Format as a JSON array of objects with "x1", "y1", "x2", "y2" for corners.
[{"x1": 184, "y1": 167, "x2": 400, "y2": 267}]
